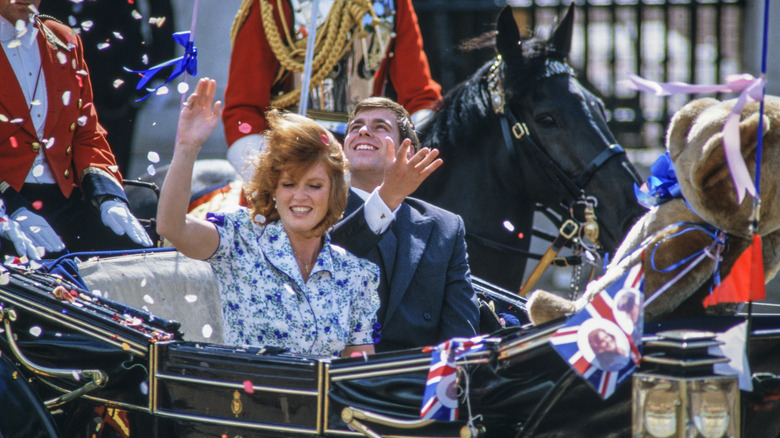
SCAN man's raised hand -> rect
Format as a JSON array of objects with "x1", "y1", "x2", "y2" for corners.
[{"x1": 377, "y1": 137, "x2": 442, "y2": 211}]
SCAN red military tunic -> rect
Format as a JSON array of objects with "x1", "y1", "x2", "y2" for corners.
[
  {"x1": 223, "y1": 0, "x2": 441, "y2": 147},
  {"x1": 0, "y1": 19, "x2": 123, "y2": 200}
]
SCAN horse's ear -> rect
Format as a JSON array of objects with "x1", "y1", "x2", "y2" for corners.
[
  {"x1": 550, "y1": 3, "x2": 575, "y2": 57},
  {"x1": 496, "y1": 6, "x2": 521, "y2": 56}
]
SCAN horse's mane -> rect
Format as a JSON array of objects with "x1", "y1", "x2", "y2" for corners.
[{"x1": 420, "y1": 25, "x2": 568, "y2": 149}]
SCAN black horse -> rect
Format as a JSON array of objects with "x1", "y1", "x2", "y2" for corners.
[{"x1": 414, "y1": 6, "x2": 645, "y2": 292}]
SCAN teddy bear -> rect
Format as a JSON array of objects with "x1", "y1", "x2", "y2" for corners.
[{"x1": 527, "y1": 96, "x2": 780, "y2": 325}]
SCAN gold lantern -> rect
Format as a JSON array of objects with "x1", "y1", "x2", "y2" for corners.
[{"x1": 632, "y1": 330, "x2": 740, "y2": 438}]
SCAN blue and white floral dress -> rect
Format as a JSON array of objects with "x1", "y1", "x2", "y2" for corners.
[{"x1": 206, "y1": 208, "x2": 380, "y2": 356}]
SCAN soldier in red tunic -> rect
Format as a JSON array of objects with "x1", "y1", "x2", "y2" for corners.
[
  {"x1": 222, "y1": 0, "x2": 441, "y2": 179},
  {"x1": 0, "y1": 1, "x2": 152, "y2": 259}
]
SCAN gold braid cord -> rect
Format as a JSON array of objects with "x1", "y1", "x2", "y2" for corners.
[{"x1": 241, "y1": 0, "x2": 379, "y2": 108}]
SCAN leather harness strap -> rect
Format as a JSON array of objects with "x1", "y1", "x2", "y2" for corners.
[{"x1": 519, "y1": 219, "x2": 578, "y2": 296}]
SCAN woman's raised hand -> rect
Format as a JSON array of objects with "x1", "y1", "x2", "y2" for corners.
[{"x1": 175, "y1": 78, "x2": 223, "y2": 151}]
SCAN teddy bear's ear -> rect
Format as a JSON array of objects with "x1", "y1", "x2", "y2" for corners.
[
  {"x1": 739, "y1": 112, "x2": 771, "y2": 150},
  {"x1": 667, "y1": 98, "x2": 720, "y2": 160},
  {"x1": 691, "y1": 112, "x2": 770, "y2": 191}
]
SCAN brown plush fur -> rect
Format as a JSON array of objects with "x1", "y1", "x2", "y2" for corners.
[{"x1": 528, "y1": 96, "x2": 780, "y2": 326}]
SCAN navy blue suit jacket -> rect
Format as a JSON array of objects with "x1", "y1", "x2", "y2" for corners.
[{"x1": 330, "y1": 190, "x2": 479, "y2": 351}]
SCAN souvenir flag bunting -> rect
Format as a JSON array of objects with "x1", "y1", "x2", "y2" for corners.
[
  {"x1": 420, "y1": 335, "x2": 497, "y2": 421},
  {"x1": 550, "y1": 264, "x2": 645, "y2": 399},
  {"x1": 703, "y1": 234, "x2": 765, "y2": 307}
]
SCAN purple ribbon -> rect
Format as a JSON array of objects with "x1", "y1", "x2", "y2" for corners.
[
  {"x1": 125, "y1": 31, "x2": 198, "y2": 102},
  {"x1": 622, "y1": 73, "x2": 765, "y2": 204},
  {"x1": 634, "y1": 151, "x2": 681, "y2": 209}
]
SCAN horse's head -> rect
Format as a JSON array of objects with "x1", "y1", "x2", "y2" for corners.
[{"x1": 493, "y1": 5, "x2": 644, "y2": 254}]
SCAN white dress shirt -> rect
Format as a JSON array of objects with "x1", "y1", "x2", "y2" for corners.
[
  {"x1": 0, "y1": 15, "x2": 55, "y2": 184},
  {"x1": 350, "y1": 186, "x2": 400, "y2": 235}
]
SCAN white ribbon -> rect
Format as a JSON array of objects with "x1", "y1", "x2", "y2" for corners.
[{"x1": 622, "y1": 73, "x2": 766, "y2": 204}]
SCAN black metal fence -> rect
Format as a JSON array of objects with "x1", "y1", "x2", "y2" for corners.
[{"x1": 414, "y1": 0, "x2": 746, "y2": 149}]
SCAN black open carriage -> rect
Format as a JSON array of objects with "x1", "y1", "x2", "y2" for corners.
[{"x1": 3, "y1": 255, "x2": 780, "y2": 438}]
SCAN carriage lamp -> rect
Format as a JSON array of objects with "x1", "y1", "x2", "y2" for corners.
[{"x1": 632, "y1": 330, "x2": 739, "y2": 438}]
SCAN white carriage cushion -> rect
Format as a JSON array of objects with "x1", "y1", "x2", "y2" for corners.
[{"x1": 77, "y1": 251, "x2": 223, "y2": 344}]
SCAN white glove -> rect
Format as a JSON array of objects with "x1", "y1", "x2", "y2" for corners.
[
  {"x1": 0, "y1": 212, "x2": 43, "y2": 260},
  {"x1": 226, "y1": 134, "x2": 265, "y2": 181},
  {"x1": 10, "y1": 207, "x2": 65, "y2": 254},
  {"x1": 100, "y1": 199, "x2": 153, "y2": 247}
]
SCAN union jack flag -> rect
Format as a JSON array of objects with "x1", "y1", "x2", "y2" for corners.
[
  {"x1": 550, "y1": 263, "x2": 645, "y2": 399},
  {"x1": 419, "y1": 335, "x2": 497, "y2": 421}
]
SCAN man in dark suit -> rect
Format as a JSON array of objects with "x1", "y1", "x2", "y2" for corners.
[{"x1": 331, "y1": 97, "x2": 479, "y2": 352}]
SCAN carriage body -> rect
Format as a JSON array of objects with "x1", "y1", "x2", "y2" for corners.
[{"x1": 3, "y1": 261, "x2": 780, "y2": 438}]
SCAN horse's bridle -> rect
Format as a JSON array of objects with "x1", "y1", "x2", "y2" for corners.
[
  {"x1": 487, "y1": 55, "x2": 637, "y2": 210},
  {"x1": 472, "y1": 56, "x2": 642, "y2": 291}
]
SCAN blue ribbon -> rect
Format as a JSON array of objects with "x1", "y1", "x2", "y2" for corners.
[
  {"x1": 649, "y1": 222, "x2": 725, "y2": 275},
  {"x1": 634, "y1": 152, "x2": 682, "y2": 209},
  {"x1": 125, "y1": 31, "x2": 198, "y2": 102}
]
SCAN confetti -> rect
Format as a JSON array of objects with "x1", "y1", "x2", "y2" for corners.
[
  {"x1": 97, "y1": 42, "x2": 110, "y2": 50},
  {"x1": 113, "y1": 79, "x2": 125, "y2": 88},
  {"x1": 77, "y1": 115, "x2": 88, "y2": 126},
  {"x1": 81, "y1": 20, "x2": 94, "y2": 31},
  {"x1": 517, "y1": 232, "x2": 524, "y2": 239},
  {"x1": 155, "y1": 85, "x2": 169, "y2": 96},
  {"x1": 142, "y1": 54, "x2": 149, "y2": 65},
  {"x1": 177, "y1": 82, "x2": 189, "y2": 94},
  {"x1": 108, "y1": 165, "x2": 119, "y2": 172},
  {"x1": 201, "y1": 324, "x2": 213, "y2": 338},
  {"x1": 32, "y1": 165, "x2": 44, "y2": 177},
  {"x1": 122, "y1": 343, "x2": 130, "y2": 351},
  {"x1": 147, "y1": 151, "x2": 160, "y2": 163},
  {"x1": 238, "y1": 123, "x2": 252, "y2": 134},
  {"x1": 30, "y1": 99, "x2": 41, "y2": 106},
  {"x1": 502, "y1": 220, "x2": 515, "y2": 232},
  {"x1": 149, "y1": 17, "x2": 167, "y2": 28},
  {"x1": 32, "y1": 200, "x2": 42, "y2": 210},
  {"x1": 29, "y1": 326, "x2": 42, "y2": 337},
  {"x1": 131, "y1": 10, "x2": 142, "y2": 20},
  {"x1": 184, "y1": 294, "x2": 198, "y2": 303},
  {"x1": 7, "y1": 40, "x2": 20, "y2": 49},
  {"x1": 0, "y1": 272, "x2": 9, "y2": 286},
  {"x1": 243, "y1": 380, "x2": 255, "y2": 394},
  {"x1": 143, "y1": 294, "x2": 154, "y2": 304},
  {"x1": 62, "y1": 91, "x2": 71, "y2": 106},
  {"x1": 14, "y1": 20, "x2": 25, "y2": 36},
  {"x1": 140, "y1": 277, "x2": 147, "y2": 287},
  {"x1": 68, "y1": 15, "x2": 77, "y2": 27},
  {"x1": 254, "y1": 214, "x2": 266, "y2": 223},
  {"x1": 284, "y1": 283, "x2": 295, "y2": 295},
  {"x1": 113, "y1": 32, "x2": 124, "y2": 40},
  {"x1": 146, "y1": 164, "x2": 156, "y2": 176},
  {"x1": 56, "y1": 51, "x2": 67, "y2": 65},
  {"x1": 44, "y1": 137, "x2": 55, "y2": 149},
  {"x1": 0, "y1": 114, "x2": 7, "y2": 122},
  {"x1": 72, "y1": 370, "x2": 81, "y2": 381},
  {"x1": 140, "y1": 381, "x2": 149, "y2": 395}
]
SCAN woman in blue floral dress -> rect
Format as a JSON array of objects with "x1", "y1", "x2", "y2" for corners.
[{"x1": 157, "y1": 78, "x2": 380, "y2": 357}]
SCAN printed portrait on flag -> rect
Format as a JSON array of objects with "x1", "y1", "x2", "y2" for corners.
[
  {"x1": 579, "y1": 319, "x2": 630, "y2": 372},
  {"x1": 615, "y1": 287, "x2": 643, "y2": 344}
]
